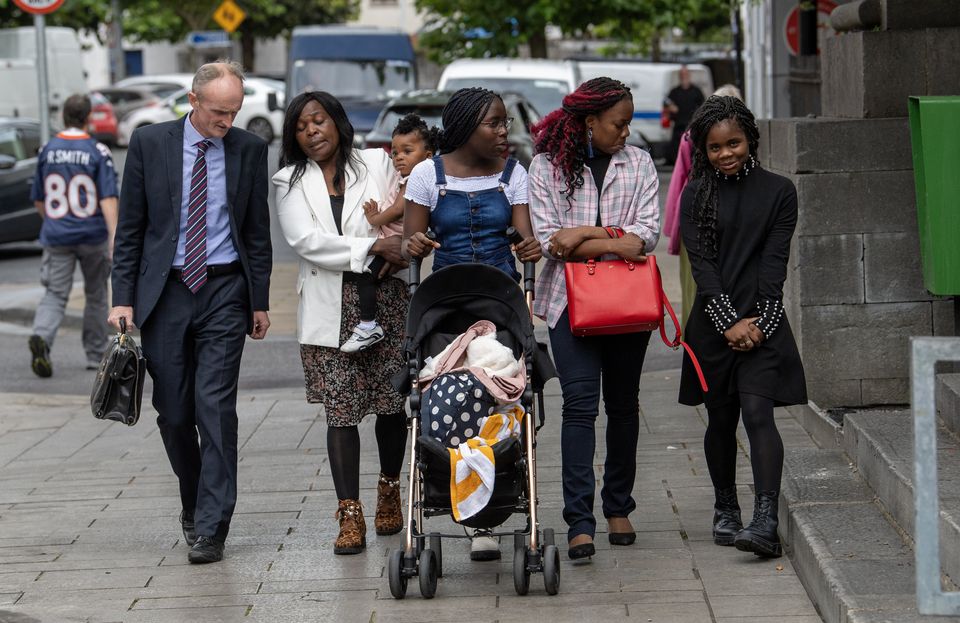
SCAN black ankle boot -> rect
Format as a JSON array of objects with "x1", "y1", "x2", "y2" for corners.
[
  {"x1": 712, "y1": 486, "x2": 742, "y2": 546},
  {"x1": 734, "y1": 491, "x2": 782, "y2": 558}
]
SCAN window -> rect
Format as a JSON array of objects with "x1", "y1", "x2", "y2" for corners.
[
  {"x1": 17, "y1": 126, "x2": 40, "y2": 158},
  {"x1": 291, "y1": 60, "x2": 414, "y2": 100},
  {"x1": 0, "y1": 127, "x2": 23, "y2": 160}
]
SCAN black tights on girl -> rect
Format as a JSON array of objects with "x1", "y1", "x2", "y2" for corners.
[
  {"x1": 704, "y1": 393, "x2": 783, "y2": 493},
  {"x1": 328, "y1": 413, "x2": 407, "y2": 500}
]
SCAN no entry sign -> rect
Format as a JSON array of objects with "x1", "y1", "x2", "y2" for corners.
[
  {"x1": 12, "y1": 0, "x2": 66, "y2": 14},
  {"x1": 784, "y1": 0, "x2": 837, "y2": 56}
]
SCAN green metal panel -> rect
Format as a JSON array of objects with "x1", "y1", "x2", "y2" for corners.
[{"x1": 909, "y1": 96, "x2": 960, "y2": 295}]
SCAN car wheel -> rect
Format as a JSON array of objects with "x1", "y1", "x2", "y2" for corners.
[{"x1": 246, "y1": 117, "x2": 274, "y2": 143}]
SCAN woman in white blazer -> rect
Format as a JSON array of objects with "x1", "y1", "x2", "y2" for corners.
[{"x1": 273, "y1": 92, "x2": 409, "y2": 556}]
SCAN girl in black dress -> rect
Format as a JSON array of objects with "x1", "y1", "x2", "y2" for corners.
[{"x1": 678, "y1": 96, "x2": 807, "y2": 558}]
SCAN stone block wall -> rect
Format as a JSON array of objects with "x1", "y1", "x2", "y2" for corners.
[{"x1": 759, "y1": 112, "x2": 953, "y2": 408}]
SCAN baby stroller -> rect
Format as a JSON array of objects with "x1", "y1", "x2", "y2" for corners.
[{"x1": 387, "y1": 229, "x2": 559, "y2": 599}]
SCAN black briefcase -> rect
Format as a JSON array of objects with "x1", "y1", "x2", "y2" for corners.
[{"x1": 91, "y1": 318, "x2": 146, "y2": 426}]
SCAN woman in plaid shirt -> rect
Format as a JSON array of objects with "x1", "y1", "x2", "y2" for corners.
[{"x1": 527, "y1": 78, "x2": 660, "y2": 560}]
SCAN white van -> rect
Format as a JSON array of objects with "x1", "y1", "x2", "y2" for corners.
[
  {"x1": 575, "y1": 61, "x2": 713, "y2": 159},
  {"x1": 0, "y1": 27, "x2": 87, "y2": 127},
  {"x1": 437, "y1": 59, "x2": 578, "y2": 118}
]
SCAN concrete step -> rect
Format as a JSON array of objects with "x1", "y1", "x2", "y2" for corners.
[
  {"x1": 842, "y1": 410, "x2": 960, "y2": 585},
  {"x1": 781, "y1": 447, "x2": 960, "y2": 622},
  {"x1": 937, "y1": 373, "x2": 960, "y2": 437}
]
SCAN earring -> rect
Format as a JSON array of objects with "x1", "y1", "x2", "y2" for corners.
[{"x1": 586, "y1": 128, "x2": 594, "y2": 158}]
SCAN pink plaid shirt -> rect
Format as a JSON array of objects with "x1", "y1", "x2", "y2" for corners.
[{"x1": 528, "y1": 145, "x2": 661, "y2": 328}]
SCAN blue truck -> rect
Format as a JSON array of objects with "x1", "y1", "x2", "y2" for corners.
[{"x1": 286, "y1": 25, "x2": 417, "y2": 135}]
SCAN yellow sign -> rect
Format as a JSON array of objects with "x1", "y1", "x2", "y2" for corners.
[{"x1": 213, "y1": 0, "x2": 246, "y2": 33}]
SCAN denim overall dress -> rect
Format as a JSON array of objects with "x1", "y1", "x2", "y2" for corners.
[{"x1": 430, "y1": 155, "x2": 520, "y2": 282}]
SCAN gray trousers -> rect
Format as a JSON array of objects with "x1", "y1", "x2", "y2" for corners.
[{"x1": 32, "y1": 242, "x2": 111, "y2": 364}]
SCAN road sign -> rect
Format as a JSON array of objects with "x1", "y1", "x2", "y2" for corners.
[
  {"x1": 213, "y1": 0, "x2": 246, "y2": 34},
  {"x1": 784, "y1": 0, "x2": 837, "y2": 56},
  {"x1": 12, "y1": 0, "x2": 64, "y2": 14},
  {"x1": 187, "y1": 30, "x2": 230, "y2": 48}
]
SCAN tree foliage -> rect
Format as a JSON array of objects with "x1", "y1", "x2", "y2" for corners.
[
  {"x1": 415, "y1": 0, "x2": 732, "y2": 62},
  {"x1": 0, "y1": 0, "x2": 358, "y2": 72},
  {"x1": 0, "y1": 0, "x2": 109, "y2": 37},
  {"x1": 234, "y1": 0, "x2": 358, "y2": 69}
]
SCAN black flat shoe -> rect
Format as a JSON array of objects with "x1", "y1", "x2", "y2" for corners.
[
  {"x1": 188, "y1": 536, "x2": 224, "y2": 564},
  {"x1": 568, "y1": 541, "x2": 595, "y2": 560},
  {"x1": 180, "y1": 510, "x2": 196, "y2": 547},
  {"x1": 608, "y1": 531, "x2": 636, "y2": 546}
]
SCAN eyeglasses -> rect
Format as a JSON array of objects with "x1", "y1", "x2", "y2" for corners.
[{"x1": 479, "y1": 117, "x2": 514, "y2": 130}]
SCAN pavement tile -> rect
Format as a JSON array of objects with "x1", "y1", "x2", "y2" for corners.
[
  {"x1": 0, "y1": 591, "x2": 22, "y2": 606},
  {"x1": 709, "y1": 594, "x2": 821, "y2": 618},
  {"x1": 122, "y1": 605, "x2": 252, "y2": 622},
  {"x1": 624, "y1": 600, "x2": 712, "y2": 621}
]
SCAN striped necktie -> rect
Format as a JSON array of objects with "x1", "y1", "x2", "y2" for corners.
[{"x1": 182, "y1": 139, "x2": 212, "y2": 293}]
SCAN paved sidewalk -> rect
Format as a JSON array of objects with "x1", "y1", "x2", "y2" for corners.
[
  {"x1": 0, "y1": 371, "x2": 822, "y2": 623},
  {"x1": 0, "y1": 247, "x2": 823, "y2": 621}
]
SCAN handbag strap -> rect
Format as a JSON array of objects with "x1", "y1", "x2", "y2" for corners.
[{"x1": 657, "y1": 281, "x2": 709, "y2": 393}]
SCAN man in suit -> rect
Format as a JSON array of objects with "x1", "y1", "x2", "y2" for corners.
[{"x1": 108, "y1": 61, "x2": 272, "y2": 564}]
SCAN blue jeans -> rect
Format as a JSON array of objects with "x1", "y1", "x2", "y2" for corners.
[{"x1": 548, "y1": 309, "x2": 652, "y2": 541}]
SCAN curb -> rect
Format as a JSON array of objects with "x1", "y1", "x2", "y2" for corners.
[{"x1": 0, "y1": 306, "x2": 83, "y2": 331}]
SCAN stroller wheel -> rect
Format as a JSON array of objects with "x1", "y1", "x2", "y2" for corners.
[
  {"x1": 514, "y1": 530, "x2": 526, "y2": 551},
  {"x1": 388, "y1": 549, "x2": 408, "y2": 599},
  {"x1": 543, "y1": 544, "x2": 560, "y2": 595},
  {"x1": 513, "y1": 547, "x2": 531, "y2": 595},
  {"x1": 419, "y1": 548, "x2": 439, "y2": 599},
  {"x1": 542, "y1": 528, "x2": 555, "y2": 548},
  {"x1": 428, "y1": 533, "x2": 443, "y2": 578}
]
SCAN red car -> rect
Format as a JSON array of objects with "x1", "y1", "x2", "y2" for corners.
[{"x1": 87, "y1": 91, "x2": 118, "y2": 145}]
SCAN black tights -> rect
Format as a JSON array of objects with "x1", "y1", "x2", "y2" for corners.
[
  {"x1": 704, "y1": 393, "x2": 783, "y2": 494},
  {"x1": 328, "y1": 413, "x2": 407, "y2": 500}
]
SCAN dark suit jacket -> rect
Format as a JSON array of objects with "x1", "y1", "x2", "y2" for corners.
[{"x1": 112, "y1": 117, "x2": 272, "y2": 333}]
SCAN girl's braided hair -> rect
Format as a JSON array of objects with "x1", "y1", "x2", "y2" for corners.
[
  {"x1": 530, "y1": 77, "x2": 632, "y2": 199},
  {"x1": 392, "y1": 113, "x2": 440, "y2": 153},
  {"x1": 437, "y1": 88, "x2": 500, "y2": 154},
  {"x1": 687, "y1": 95, "x2": 760, "y2": 257}
]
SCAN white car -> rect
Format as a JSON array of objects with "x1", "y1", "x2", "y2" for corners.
[
  {"x1": 113, "y1": 73, "x2": 195, "y2": 99},
  {"x1": 116, "y1": 77, "x2": 285, "y2": 146}
]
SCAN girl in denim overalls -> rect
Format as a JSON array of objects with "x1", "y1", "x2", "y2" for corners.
[
  {"x1": 402, "y1": 88, "x2": 541, "y2": 560},
  {"x1": 403, "y1": 88, "x2": 541, "y2": 282}
]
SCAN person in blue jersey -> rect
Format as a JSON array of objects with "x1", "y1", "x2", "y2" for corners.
[{"x1": 28, "y1": 94, "x2": 119, "y2": 377}]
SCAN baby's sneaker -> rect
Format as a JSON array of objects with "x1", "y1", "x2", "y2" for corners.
[{"x1": 340, "y1": 324, "x2": 385, "y2": 353}]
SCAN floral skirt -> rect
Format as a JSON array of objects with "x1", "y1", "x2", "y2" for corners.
[{"x1": 300, "y1": 277, "x2": 408, "y2": 427}]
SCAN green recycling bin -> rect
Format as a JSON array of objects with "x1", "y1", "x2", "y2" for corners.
[{"x1": 909, "y1": 96, "x2": 960, "y2": 295}]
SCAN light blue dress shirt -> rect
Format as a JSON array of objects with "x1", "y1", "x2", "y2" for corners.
[{"x1": 173, "y1": 114, "x2": 239, "y2": 267}]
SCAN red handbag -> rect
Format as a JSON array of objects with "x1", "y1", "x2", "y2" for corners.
[{"x1": 564, "y1": 255, "x2": 709, "y2": 392}]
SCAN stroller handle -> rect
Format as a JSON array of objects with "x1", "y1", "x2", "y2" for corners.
[
  {"x1": 506, "y1": 227, "x2": 535, "y2": 296},
  {"x1": 408, "y1": 230, "x2": 438, "y2": 295}
]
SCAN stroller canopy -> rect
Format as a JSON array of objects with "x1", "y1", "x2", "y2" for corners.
[{"x1": 405, "y1": 263, "x2": 534, "y2": 360}]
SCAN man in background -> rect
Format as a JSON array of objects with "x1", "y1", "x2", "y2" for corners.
[
  {"x1": 29, "y1": 93, "x2": 118, "y2": 377},
  {"x1": 665, "y1": 65, "x2": 705, "y2": 165}
]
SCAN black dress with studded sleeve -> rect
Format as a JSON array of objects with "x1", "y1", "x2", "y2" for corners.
[{"x1": 678, "y1": 164, "x2": 807, "y2": 408}]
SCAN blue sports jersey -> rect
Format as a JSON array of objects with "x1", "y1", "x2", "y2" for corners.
[{"x1": 30, "y1": 131, "x2": 118, "y2": 247}]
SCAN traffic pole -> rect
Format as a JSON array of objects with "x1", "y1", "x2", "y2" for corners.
[{"x1": 35, "y1": 13, "x2": 50, "y2": 144}]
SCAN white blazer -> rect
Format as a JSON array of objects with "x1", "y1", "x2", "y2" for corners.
[{"x1": 272, "y1": 148, "x2": 399, "y2": 347}]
